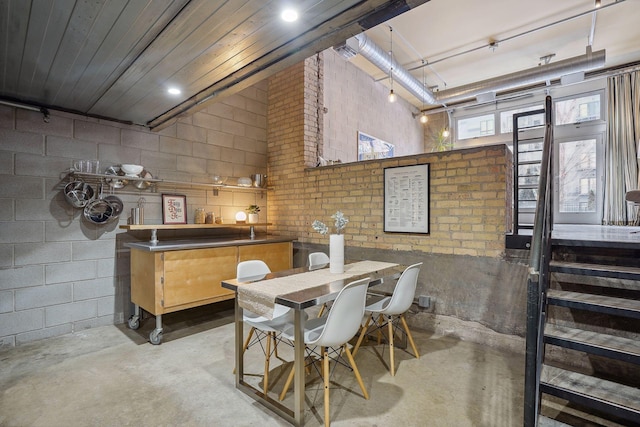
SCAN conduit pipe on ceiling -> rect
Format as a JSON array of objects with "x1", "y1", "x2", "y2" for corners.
[
  {"x1": 345, "y1": 33, "x2": 438, "y2": 104},
  {"x1": 344, "y1": 33, "x2": 606, "y2": 106},
  {"x1": 434, "y1": 46, "x2": 606, "y2": 104}
]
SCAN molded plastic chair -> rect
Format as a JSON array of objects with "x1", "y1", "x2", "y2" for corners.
[
  {"x1": 237, "y1": 260, "x2": 294, "y2": 394},
  {"x1": 308, "y1": 251, "x2": 330, "y2": 270},
  {"x1": 309, "y1": 252, "x2": 331, "y2": 317},
  {"x1": 352, "y1": 262, "x2": 422, "y2": 376},
  {"x1": 278, "y1": 277, "x2": 371, "y2": 427}
]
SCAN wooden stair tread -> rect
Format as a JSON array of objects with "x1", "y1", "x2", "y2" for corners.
[
  {"x1": 547, "y1": 289, "x2": 640, "y2": 318},
  {"x1": 541, "y1": 365, "x2": 640, "y2": 413},
  {"x1": 549, "y1": 260, "x2": 640, "y2": 281},
  {"x1": 544, "y1": 324, "x2": 640, "y2": 363}
]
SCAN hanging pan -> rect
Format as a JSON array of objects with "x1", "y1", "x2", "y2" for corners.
[
  {"x1": 83, "y1": 183, "x2": 114, "y2": 225},
  {"x1": 63, "y1": 179, "x2": 95, "y2": 208}
]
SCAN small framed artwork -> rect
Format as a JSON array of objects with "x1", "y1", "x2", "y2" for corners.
[
  {"x1": 383, "y1": 164, "x2": 430, "y2": 234},
  {"x1": 162, "y1": 194, "x2": 187, "y2": 224},
  {"x1": 358, "y1": 131, "x2": 394, "y2": 161}
]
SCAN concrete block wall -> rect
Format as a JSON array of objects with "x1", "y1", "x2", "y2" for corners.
[
  {"x1": 322, "y1": 48, "x2": 424, "y2": 163},
  {"x1": 0, "y1": 82, "x2": 269, "y2": 347}
]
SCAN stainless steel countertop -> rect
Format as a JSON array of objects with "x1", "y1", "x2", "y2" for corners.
[{"x1": 125, "y1": 236, "x2": 295, "y2": 252}]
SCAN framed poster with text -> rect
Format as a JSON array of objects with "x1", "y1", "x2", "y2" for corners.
[
  {"x1": 384, "y1": 164, "x2": 429, "y2": 234},
  {"x1": 162, "y1": 194, "x2": 187, "y2": 224}
]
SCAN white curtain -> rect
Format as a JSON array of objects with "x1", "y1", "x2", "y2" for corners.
[{"x1": 603, "y1": 70, "x2": 640, "y2": 225}]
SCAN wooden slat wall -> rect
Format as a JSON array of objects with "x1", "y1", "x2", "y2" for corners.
[{"x1": 0, "y1": 0, "x2": 426, "y2": 125}]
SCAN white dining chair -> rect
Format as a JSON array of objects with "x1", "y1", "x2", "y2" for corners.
[
  {"x1": 352, "y1": 262, "x2": 422, "y2": 376},
  {"x1": 237, "y1": 260, "x2": 294, "y2": 394},
  {"x1": 308, "y1": 251, "x2": 330, "y2": 270},
  {"x1": 308, "y1": 252, "x2": 331, "y2": 317},
  {"x1": 278, "y1": 277, "x2": 371, "y2": 427}
]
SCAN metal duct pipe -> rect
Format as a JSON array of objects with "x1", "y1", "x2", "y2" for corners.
[
  {"x1": 346, "y1": 33, "x2": 438, "y2": 104},
  {"x1": 345, "y1": 33, "x2": 605, "y2": 107},
  {"x1": 434, "y1": 46, "x2": 606, "y2": 104}
]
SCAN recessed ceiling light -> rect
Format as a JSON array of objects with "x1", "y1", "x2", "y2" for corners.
[
  {"x1": 167, "y1": 87, "x2": 181, "y2": 95},
  {"x1": 281, "y1": 9, "x2": 298, "y2": 22}
]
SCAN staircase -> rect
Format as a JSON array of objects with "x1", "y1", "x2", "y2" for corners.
[
  {"x1": 536, "y1": 241, "x2": 640, "y2": 425},
  {"x1": 522, "y1": 95, "x2": 640, "y2": 426}
]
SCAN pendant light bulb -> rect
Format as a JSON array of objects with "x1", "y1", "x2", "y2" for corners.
[
  {"x1": 442, "y1": 128, "x2": 450, "y2": 138},
  {"x1": 420, "y1": 113, "x2": 428, "y2": 124},
  {"x1": 388, "y1": 89, "x2": 396, "y2": 103}
]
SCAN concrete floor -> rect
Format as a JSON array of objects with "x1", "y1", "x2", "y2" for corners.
[{"x1": 0, "y1": 301, "x2": 525, "y2": 426}]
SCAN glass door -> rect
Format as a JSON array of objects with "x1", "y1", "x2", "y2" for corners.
[{"x1": 553, "y1": 134, "x2": 604, "y2": 224}]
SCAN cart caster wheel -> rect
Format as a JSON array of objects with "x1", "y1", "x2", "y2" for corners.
[
  {"x1": 149, "y1": 329, "x2": 163, "y2": 345},
  {"x1": 127, "y1": 316, "x2": 140, "y2": 330}
]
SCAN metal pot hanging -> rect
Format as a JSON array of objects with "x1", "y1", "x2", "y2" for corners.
[
  {"x1": 83, "y1": 182, "x2": 114, "y2": 225},
  {"x1": 63, "y1": 179, "x2": 95, "y2": 208}
]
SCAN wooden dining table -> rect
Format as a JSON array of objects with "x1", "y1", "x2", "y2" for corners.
[{"x1": 221, "y1": 260, "x2": 405, "y2": 426}]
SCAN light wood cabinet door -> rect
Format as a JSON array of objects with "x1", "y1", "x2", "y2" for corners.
[
  {"x1": 238, "y1": 242, "x2": 292, "y2": 272},
  {"x1": 163, "y1": 246, "x2": 237, "y2": 308}
]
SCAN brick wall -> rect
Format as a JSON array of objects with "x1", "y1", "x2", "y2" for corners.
[
  {"x1": 266, "y1": 60, "x2": 525, "y2": 346},
  {"x1": 0, "y1": 83, "x2": 269, "y2": 346},
  {"x1": 281, "y1": 147, "x2": 510, "y2": 258},
  {"x1": 268, "y1": 62, "x2": 510, "y2": 258}
]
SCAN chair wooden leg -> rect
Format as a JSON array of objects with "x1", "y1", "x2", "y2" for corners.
[
  {"x1": 344, "y1": 344, "x2": 369, "y2": 399},
  {"x1": 387, "y1": 316, "x2": 396, "y2": 376},
  {"x1": 243, "y1": 327, "x2": 256, "y2": 353},
  {"x1": 233, "y1": 326, "x2": 256, "y2": 374},
  {"x1": 376, "y1": 314, "x2": 384, "y2": 345},
  {"x1": 400, "y1": 314, "x2": 420, "y2": 358},
  {"x1": 263, "y1": 331, "x2": 272, "y2": 394},
  {"x1": 279, "y1": 364, "x2": 295, "y2": 401},
  {"x1": 352, "y1": 316, "x2": 371, "y2": 356},
  {"x1": 322, "y1": 346, "x2": 330, "y2": 427},
  {"x1": 317, "y1": 303, "x2": 327, "y2": 317}
]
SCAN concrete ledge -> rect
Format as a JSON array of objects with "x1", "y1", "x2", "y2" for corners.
[{"x1": 410, "y1": 311, "x2": 525, "y2": 355}]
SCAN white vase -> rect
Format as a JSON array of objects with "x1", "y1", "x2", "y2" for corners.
[
  {"x1": 248, "y1": 213, "x2": 259, "y2": 224},
  {"x1": 329, "y1": 234, "x2": 344, "y2": 274}
]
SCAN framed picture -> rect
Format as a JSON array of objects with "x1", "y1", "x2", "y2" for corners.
[
  {"x1": 383, "y1": 164, "x2": 429, "y2": 234},
  {"x1": 162, "y1": 194, "x2": 187, "y2": 224},
  {"x1": 357, "y1": 131, "x2": 394, "y2": 161}
]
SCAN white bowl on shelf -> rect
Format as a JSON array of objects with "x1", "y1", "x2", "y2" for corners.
[
  {"x1": 237, "y1": 177, "x2": 252, "y2": 187},
  {"x1": 121, "y1": 164, "x2": 144, "y2": 176}
]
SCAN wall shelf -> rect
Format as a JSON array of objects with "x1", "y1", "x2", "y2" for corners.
[
  {"x1": 68, "y1": 171, "x2": 267, "y2": 193},
  {"x1": 119, "y1": 223, "x2": 272, "y2": 243}
]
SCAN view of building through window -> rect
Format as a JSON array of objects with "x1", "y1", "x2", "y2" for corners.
[
  {"x1": 500, "y1": 105, "x2": 544, "y2": 133},
  {"x1": 457, "y1": 113, "x2": 495, "y2": 140},
  {"x1": 558, "y1": 138, "x2": 597, "y2": 213},
  {"x1": 555, "y1": 93, "x2": 601, "y2": 125}
]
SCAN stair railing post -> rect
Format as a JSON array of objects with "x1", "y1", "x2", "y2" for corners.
[{"x1": 524, "y1": 95, "x2": 554, "y2": 426}]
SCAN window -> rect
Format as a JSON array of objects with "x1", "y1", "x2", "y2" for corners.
[
  {"x1": 558, "y1": 138, "x2": 597, "y2": 213},
  {"x1": 500, "y1": 105, "x2": 544, "y2": 133},
  {"x1": 555, "y1": 92, "x2": 602, "y2": 125},
  {"x1": 457, "y1": 113, "x2": 495, "y2": 140}
]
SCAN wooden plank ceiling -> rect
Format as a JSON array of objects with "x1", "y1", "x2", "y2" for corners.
[{"x1": 0, "y1": 0, "x2": 429, "y2": 128}]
